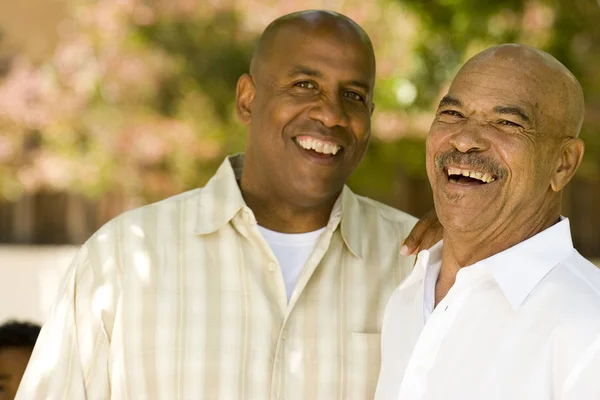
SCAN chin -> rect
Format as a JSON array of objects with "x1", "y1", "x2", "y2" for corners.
[
  {"x1": 437, "y1": 206, "x2": 492, "y2": 234},
  {"x1": 290, "y1": 182, "x2": 342, "y2": 207}
]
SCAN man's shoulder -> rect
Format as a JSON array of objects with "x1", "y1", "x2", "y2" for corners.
[
  {"x1": 559, "y1": 251, "x2": 600, "y2": 300},
  {"x1": 353, "y1": 193, "x2": 418, "y2": 227},
  {"x1": 544, "y1": 252, "x2": 600, "y2": 325},
  {"x1": 92, "y1": 187, "x2": 205, "y2": 240}
]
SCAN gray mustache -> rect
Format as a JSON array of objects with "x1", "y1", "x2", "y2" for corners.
[{"x1": 435, "y1": 150, "x2": 507, "y2": 179}]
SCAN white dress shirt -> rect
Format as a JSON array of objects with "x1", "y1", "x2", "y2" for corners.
[{"x1": 376, "y1": 218, "x2": 600, "y2": 400}]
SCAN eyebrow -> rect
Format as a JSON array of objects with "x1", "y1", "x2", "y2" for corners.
[
  {"x1": 438, "y1": 95, "x2": 463, "y2": 108},
  {"x1": 0, "y1": 373, "x2": 10, "y2": 379},
  {"x1": 288, "y1": 65, "x2": 323, "y2": 79},
  {"x1": 439, "y1": 95, "x2": 532, "y2": 124},
  {"x1": 493, "y1": 105, "x2": 531, "y2": 124},
  {"x1": 287, "y1": 65, "x2": 371, "y2": 93}
]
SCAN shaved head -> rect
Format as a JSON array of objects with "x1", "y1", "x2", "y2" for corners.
[
  {"x1": 249, "y1": 10, "x2": 375, "y2": 81},
  {"x1": 456, "y1": 44, "x2": 585, "y2": 138},
  {"x1": 235, "y1": 10, "x2": 377, "y2": 231}
]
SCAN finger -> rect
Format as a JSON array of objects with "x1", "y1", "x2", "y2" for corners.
[
  {"x1": 419, "y1": 222, "x2": 443, "y2": 250},
  {"x1": 402, "y1": 209, "x2": 437, "y2": 255}
]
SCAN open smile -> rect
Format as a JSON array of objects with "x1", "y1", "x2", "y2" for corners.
[
  {"x1": 445, "y1": 167, "x2": 498, "y2": 185},
  {"x1": 293, "y1": 136, "x2": 344, "y2": 162}
]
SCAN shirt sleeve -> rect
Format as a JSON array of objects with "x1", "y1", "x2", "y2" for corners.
[
  {"x1": 15, "y1": 243, "x2": 112, "y2": 399},
  {"x1": 560, "y1": 334, "x2": 600, "y2": 400}
]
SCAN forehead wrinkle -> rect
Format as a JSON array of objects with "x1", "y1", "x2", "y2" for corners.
[
  {"x1": 459, "y1": 44, "x2": 584, "y2": 137},
  {"x1": 451, "y1": 69, "x2": 540, "y2": 126}
]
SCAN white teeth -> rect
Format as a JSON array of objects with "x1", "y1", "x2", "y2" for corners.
[
  {"x1": 446, "y1": 167, "x2": 495, "y2": 183},
  {"x1": 314, "y1": 141, "x2": 324, "y2": 153},
  {"x1": 296, "y1": 137, "x2": 341, "y2": 155}
]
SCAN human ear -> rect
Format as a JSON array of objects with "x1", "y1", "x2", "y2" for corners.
[
  {"x1": 550, "y1": 137, "x2": 584, "y2": 192},
  {"x1": 236, "y1": 73, "x2": 255, "y2": 125}
]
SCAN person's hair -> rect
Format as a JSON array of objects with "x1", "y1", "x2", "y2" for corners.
[{"x1": 0, "y1": 320, "x2": 41, "y2": 349}]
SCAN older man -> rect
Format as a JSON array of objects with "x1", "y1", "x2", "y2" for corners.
[
  {"x1": 16, "y1": 10, "x2": 438, "y2": 400},
  {"x1": 375, "y1": 44, "x2": 600, "y2": 400}
]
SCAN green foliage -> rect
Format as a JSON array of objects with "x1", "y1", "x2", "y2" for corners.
[{"x1": 0, "y1": 0, "x2": 598, "y2": 204}]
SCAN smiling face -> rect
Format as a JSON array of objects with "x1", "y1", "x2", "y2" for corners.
[
  {"x1": 237, "y1": 12, "x2": 375, "y2": 209},
  {"x1": 427, "y1": 45, "x2": 584, "y2": 235}
]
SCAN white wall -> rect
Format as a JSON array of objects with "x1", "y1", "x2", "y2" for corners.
[{"x1": 0, "y1": 245, "x2": 77, "y2": 325}]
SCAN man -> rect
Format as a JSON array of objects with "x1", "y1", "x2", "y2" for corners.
[
  {"x1": 17, "y1": 10, "x2": 435, "y2": 399},
  {"x1": 0, "y1": 321, "x2": 41, "y2": 400},
  {"x1": 375, "y1": 44, "x2": 600, "y2": 400}
]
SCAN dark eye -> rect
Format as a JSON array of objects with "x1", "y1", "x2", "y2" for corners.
[
  {"x1": 294, "y1": 81, "x2": 315, "y2": 89},
  {"x1": 440, "y1": 110, "x2": 463, "y2": 117},
  {"x1": 498, "y1": 119, "x2": 521, "y2": 128},
  {"x1": 343, "y1": 91, "x2": 365, "y2": 102}
]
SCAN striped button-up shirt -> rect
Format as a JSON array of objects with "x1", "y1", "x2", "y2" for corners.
[{"x1": 17, "y1": 154, "x2": 417, "y2": 400}]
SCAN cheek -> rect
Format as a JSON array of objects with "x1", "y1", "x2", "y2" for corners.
[
  {"x1": 256, "y1": 92, "x2": 304, "y2": 126},
  {"x1": 349, "y1": 112, "x2": 371, "y2": 142},
  {"x1": 425, "y1": 132, "x2": 444, "y2": 173},
  {"x1": 498, "y1": 140, "x2": 548, "y2": 193}
]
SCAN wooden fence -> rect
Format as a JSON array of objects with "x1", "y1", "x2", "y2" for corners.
[{"x1": 0, "y1": 176, "x2": 599, "y2": 257}]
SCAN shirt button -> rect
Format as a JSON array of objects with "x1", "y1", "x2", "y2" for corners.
[
  {"x1": 281, "y1": 330, "x2": 288, "y2": 340},
  {"x1": 268, "y1": 262, "x2": 277, "y2": 272}
]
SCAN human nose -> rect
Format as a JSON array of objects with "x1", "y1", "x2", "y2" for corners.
[
  {"x1": 307, "y1": 94, "x2": 350, "y2": 128},
  {"x1": 450, "y1": 121, "x2": 491, "y2": 153}
]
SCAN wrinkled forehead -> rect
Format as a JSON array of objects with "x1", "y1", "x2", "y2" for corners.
[{"x1": 449, "y1": 57, "x2": 559, "y2": 124}]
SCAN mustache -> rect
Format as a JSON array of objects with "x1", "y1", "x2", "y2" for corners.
[{"x1": 435, "y1": 150, "x2": 507, "y2": 179}]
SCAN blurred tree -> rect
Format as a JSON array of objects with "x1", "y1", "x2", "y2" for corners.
[
  {"x1": 351, "y1": 0, "x2": 600, "y2": 208},
  {"x1": 0, "y1": 0, "x2": 598, "y2": 211}
]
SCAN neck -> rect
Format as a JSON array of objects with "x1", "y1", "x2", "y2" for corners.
[
  {"x1": 239, "y1": 180, "x2": 337, "y2": 234},
  {"x1": 434, "y1": 204, "x2": 561, "y2": 306},
  {"x1": 441, "y1": 208, "x2": 561, "y2": 278}
]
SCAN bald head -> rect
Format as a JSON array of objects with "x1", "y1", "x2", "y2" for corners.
[
  {"x1": 250, "y1": 10, "x2": 375, "y2": 80},
  {"x1": 457, "y1": 44, "x2": 584, "y2": 138}
]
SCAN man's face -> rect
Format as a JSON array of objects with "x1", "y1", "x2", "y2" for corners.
[
  {"x1": 238, "y1": 23, "x2": 375, "y2": 206},
  {"x1": 426, "y1": 58, "x2": 561, "y2": 232},
  {"x1": 0, "y1": 347, "x2": 32, "y2": 400}
]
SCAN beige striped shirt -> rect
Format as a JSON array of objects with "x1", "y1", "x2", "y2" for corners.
[{"x1": 17, "y1": 154, "x2": 417, "y2": 400}]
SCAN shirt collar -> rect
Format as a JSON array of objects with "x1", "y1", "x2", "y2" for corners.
[
  {"x1": 336, "y1": 186, "x2": 364, "y2": 259},
  {"x1": 415, "y1": 218, "x2": 574, "y2": 310},
  {"x1": 194, "y1": 153, "x2": 364, "y2": 258},
  {"x1": 194, "y1": 154, "x2": 247, "y2": 235},
  {"x1": 416, "y1": 240, "x2": 444, "y2": 275},
  {"x1": 481, "y1": 217, "x2": 574, "y2": 310}
]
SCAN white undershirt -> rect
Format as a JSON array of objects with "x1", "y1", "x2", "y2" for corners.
[{"x1": 258, "y1": 226, "x2": 326, "y2": 302}]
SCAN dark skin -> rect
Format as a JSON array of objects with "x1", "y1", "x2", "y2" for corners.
[
  {"x1": 0, "y1": 347, "x2": 33, "y2": 400},
  {"x1": 426, "y1": 44, "x2": 585, "y2": 305},
  {"x1": 236, "y1": 10, "x2": 376, "y2": 233},
  {"x1": 235, "y1": 10, "x2": 441, "y2": 251}
]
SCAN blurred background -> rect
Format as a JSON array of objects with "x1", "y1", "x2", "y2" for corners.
[{"x1": 1, "y1": 0, "x2": 599, "y2": 323}]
